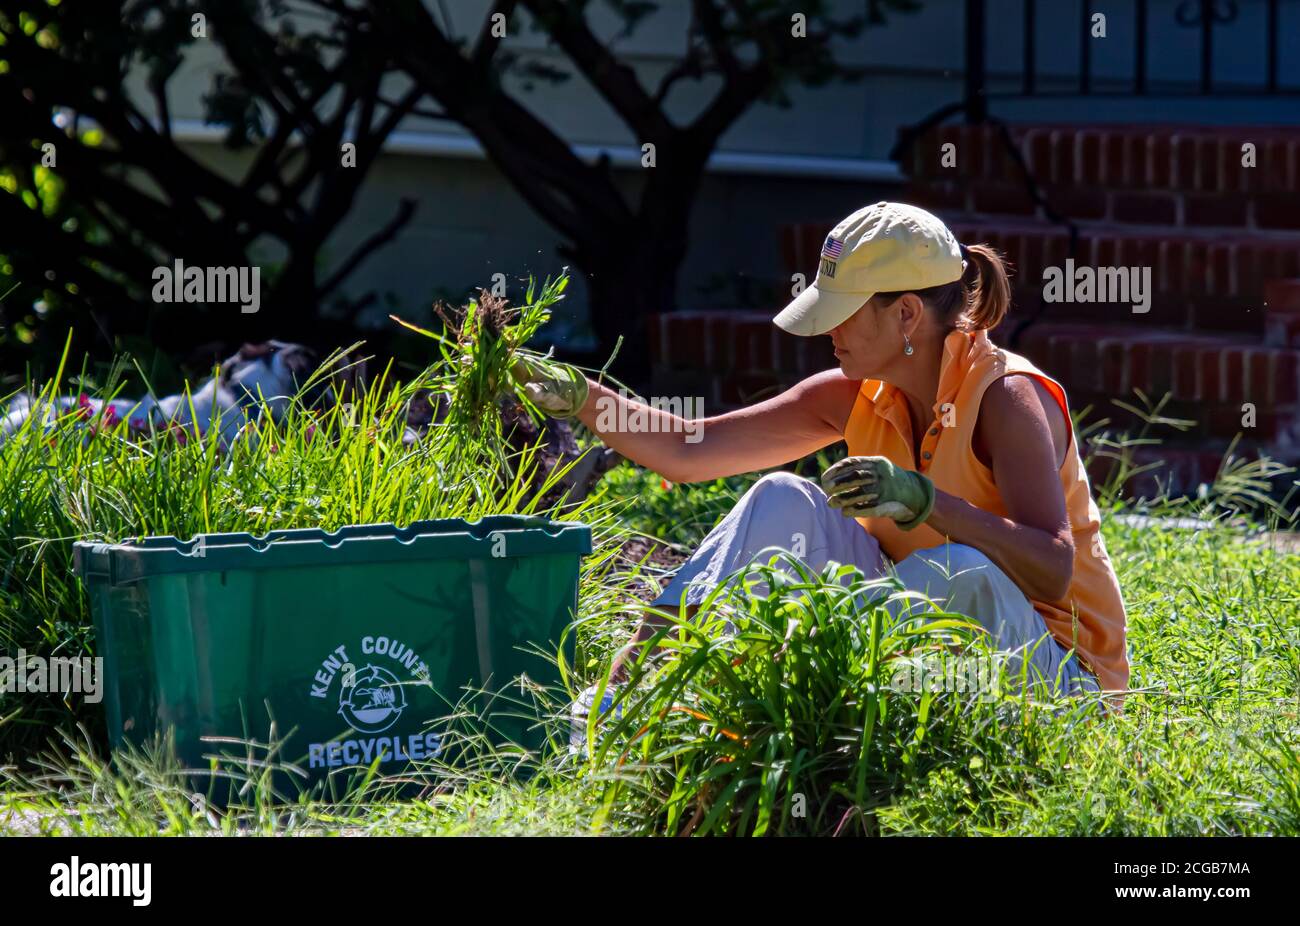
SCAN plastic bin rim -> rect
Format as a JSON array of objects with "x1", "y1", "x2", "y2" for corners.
[{"x1": 72, "y1": 515, "x2": 593, "y2": 587}]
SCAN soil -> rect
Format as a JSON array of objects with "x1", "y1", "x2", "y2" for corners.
[
  {"x1": 617, "y1": 535, "x2": 688, "y2": 601},
  {"x1": 618, "y1": 535, "x2": 687, "y2": 569}
]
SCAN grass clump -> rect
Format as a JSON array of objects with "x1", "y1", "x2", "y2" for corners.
[{"x1": 391, "y1": 275, "x2": 571, "y2": 478}]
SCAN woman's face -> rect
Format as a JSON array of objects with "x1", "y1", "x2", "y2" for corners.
[{"x1": 828, "y1": 297, "x2": 900, "y2": 380}]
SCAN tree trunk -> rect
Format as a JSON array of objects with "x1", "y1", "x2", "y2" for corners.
[
  {"x1": 577, "y1": 167, "x2": 698, "y2": 388},
  {"x1": 581, "y1": 247, "x2": 679, "y2": 388}
]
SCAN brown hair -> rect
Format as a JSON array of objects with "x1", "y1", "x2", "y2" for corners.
[{"x1": 873, "y1": 242, "x2": 1013, "y2": 333}]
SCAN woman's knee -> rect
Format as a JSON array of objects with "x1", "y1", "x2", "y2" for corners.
[
  {"x1": 731, "y1": 471, "x2": 848, "y2": 558},
  {"x1": 897, "y1": 543, "x2": 999, "y2": 593},
  {"x1": 742, "y1": 471, "x2": 828, "y2": 514},
  {"x1": 893, "y1": 544, "x2": 1010, "y2": 629}
]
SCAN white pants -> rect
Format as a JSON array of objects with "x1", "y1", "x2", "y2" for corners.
[{"x1": 653, "y1": 471, "x2": 1098, "y2": 697}]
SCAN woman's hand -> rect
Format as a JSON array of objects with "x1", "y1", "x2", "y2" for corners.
[
  {"x1": 510, "y1": 355, "x2": 589, "y2": 418},
  {"x1": 820, "y1": 455, "x2": 935, "y2": 530}
]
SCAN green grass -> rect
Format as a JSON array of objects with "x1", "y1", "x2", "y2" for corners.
[{"x1": 1, "y1": 338, "x2": 1298, "y2": 834}]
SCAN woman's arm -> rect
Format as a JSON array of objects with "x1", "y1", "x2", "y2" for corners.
[
  {"x1": 574, "y1": 370, "x2": 859, "y2": 483},
  {"x1": 924, "y1": 374, "x2": 1075, "y2": 602}
]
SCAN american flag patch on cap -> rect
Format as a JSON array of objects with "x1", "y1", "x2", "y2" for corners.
[{"x1": 821, "y1": 235, "x2": 844, "y2": 260}]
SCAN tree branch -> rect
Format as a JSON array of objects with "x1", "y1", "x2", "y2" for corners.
[
  {"x1": 518, "y1": 0, "x2": 674, "y2": 140},
  {"x1": 373, "y1": 0, "x2": 630, "y2": 241},
  {"x1": 691, "y1": 0, "x2": 741, "y2": 79}
]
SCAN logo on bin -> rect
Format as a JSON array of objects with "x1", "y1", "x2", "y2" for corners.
[
  {"x1": 337, "y1": 663, "x2": 407, "y2": 733},
  {"x1": 308, "y1": 636, "x2": 440, "y2": 771}
]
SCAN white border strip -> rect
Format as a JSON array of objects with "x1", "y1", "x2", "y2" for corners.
[{"x1": 165, "y1": 119, "x2": 904, "y2": 182}]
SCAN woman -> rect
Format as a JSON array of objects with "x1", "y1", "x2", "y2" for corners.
[{"x1": 515, "y1": 202, "x2": 1129, "y2": 696}]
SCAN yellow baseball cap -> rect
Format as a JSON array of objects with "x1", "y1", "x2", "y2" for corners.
[{"x1": 774, "y1": 202, "x2": 965, "y2": 337}]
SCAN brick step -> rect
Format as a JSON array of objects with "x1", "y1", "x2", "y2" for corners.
[
  {"x1": 1266, "y1": 280, "x2": 1300, "y2": 347},
  {"x1": 905, "y1": 179, "x2": 1300, "y2": 231},
  {"x1": 1018, "y1": 323, "x2": 1300, "y2": 445},
  {"x1": 903, "y1": 123, "x2": 1300, "y2": 196},
  {"x1": 648, "y1": 310, "x2": 815, "y2": 373},
  {"x1": 1071, "y1": 387, "x2": 1297, "y2": 446},
  {"x1": 1083, "y1": 446, "x2": 1236, "y2": 501},
  {"x1": 780, "y1": 219, "x2": 1300, "y2": 336},
  {"x1": 648, "y1": 309, "x2": 831, "y2": 406}
]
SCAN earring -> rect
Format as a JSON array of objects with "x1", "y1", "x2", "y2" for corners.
[{"x1": 903, "y1": 333, "x2": 914, "y2": 356}]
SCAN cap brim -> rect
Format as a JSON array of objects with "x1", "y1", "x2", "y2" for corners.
[{"x1": 773, "y1": 285, "x2": 872, "y2": 337}]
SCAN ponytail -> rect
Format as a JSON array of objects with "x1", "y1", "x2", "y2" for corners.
[
  {"x1": 957, "y1": 243, "x2": 1012, "y2": 333},
  {"x1": 871, "y1": 240, "x2": 1014, "y2": 333}
]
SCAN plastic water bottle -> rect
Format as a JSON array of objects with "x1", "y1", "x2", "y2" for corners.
[{"x1": 568, "y1": 683, "x2": 623, "y2": 756}]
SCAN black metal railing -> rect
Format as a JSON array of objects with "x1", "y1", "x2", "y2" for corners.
[
  {"x1": 981, "y1": 0, "x2": 1297, "y2": 115},
  {"x1": 893, "y1": 0, "x2": 1298, "y2": 202},
  {"x1": 897, "y1": 0, "x2": 1298, "y2": 152}
]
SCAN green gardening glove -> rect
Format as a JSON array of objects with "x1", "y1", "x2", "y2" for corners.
[
  {"x1": 820, "y1": 455, "x2": 935, "y2": 531},
  {"x1": 509, "y1": 354, "x2": 590, "y2": 418}
]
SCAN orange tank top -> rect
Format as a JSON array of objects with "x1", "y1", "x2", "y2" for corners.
[{"x1": 843, "y1": 329, "x2": 1130, "y2": 692}]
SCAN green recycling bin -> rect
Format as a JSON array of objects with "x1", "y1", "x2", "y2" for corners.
[{"x1": 72, "y1": 516, "x2": 591, "y2": 795}]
